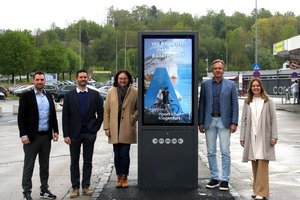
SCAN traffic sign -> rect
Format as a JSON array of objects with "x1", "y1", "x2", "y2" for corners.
[
  {"x1": 253, "y1": 70, "x2": 260, "y2": 78},
  {"x1": 291, "y1": 72, "x2": 298, "y2": 78},
  {"x1": 252, "y1": 63, "x2": 261, "y2": 71}
]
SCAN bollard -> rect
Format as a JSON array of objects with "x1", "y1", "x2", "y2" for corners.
[
  {"x1": 284, "y1": 89, "x2": 291, "y2": 104},
  {"x1": 13, "y1": 105, "x2": 18, "y2": 114},
  {"x1": 0, "y1": 106, "x2": 2, "y2": 116}
]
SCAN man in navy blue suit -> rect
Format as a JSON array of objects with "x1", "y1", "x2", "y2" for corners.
[
  {"x1": 198, "y1": 59, "x2": 239, "y2": 191},
  {"x1": 63, "y1": 69, "x2": 103, "y2": 198}
]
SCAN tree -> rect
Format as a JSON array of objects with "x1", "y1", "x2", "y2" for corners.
[
  {"x1": 38, "y1": 41, "x2": 68, "y2": 74},
  {"x1": 226, "y1": 11, "x2": 252, "y2": 32},
  {"x1": 0, "y1": 30, "x2": 37, "y2": 83},
  {"x1": 35, "y1": 29, "x2": 60, "y2": 47},
  {"x1": 66, "y1": 48, "x2": 80, "y2": 80},
  {"x1": 256, "y1": 15, "x2": 298, "y2": 48},
  {"x1": 227, "y1": 27, "x2": 252, "y2": 70},
  {"x1": 258, "y1": 47, "x2": 277, "y2": 70}
]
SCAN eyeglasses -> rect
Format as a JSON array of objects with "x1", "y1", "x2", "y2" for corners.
[{"x1": 118, "y1": 77, "x2": 128, "y2": 80}]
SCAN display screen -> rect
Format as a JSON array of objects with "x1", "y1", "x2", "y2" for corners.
[{"x1": 142, "y1": 34, "x2": 195, "y2": 125}]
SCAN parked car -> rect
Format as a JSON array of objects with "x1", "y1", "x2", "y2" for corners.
[
  {"x1": 8, "y1": 85, "x2": 22, "y2": 95},
  {"x1": 0, "y1": 86, "x2": 8, "y2": 97},
  {"x1": 54, "y1": 84, "x2": 77, "y2": 106},
  {"x1": 97, "y1": 85, "x2": 111, "y2": 100},
  {"x1": 14, "y1": 85, "x2": 34, "y2": 96},
  {"x1": 0, "y1": 92, "x2": 5, "y2": 100},
  {"x1": 43, "y1": 84, "x2": 58, "y2": 97},
  {"x1": 54, "y1": 84, "x2": 105, "y2": 106},
  {"x1": 9, "y1": 85, "x2": 29, "y2": 95},
  {"x1": 14, "y1": 84, "x2": 58, "y2": 97}
]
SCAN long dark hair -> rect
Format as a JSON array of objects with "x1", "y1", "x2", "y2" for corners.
[
  {"x1": 113, "y1": 70, "x2": 133, "y2": 87},
  {"x1": 245, "y1": 78, "x2": 269, "y2": 104}
]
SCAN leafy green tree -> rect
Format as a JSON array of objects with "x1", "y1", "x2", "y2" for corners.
[
  {"x1": 66, "y1": 48, "x2": 80, "y2": 79},
  {"x1": 227, "y1": 27, "x2": 252, "y2": 71},
  {"x1": 0, "y1": 30, "x2": 37, "y2": 83},
  {"x1": 126, "y1": 48, "x2": 138, "y2": 77},
  {"x1": 258, "y1": 47, "x2": 277, "y2": 70},
  {"x1": 281, "y1": 24, "x2": 298, "y2": 39},
  {"x1": 147, "y1": 5, "x2": 160, "y2": 30},
  {"x1": 256, "y1": 15, "x2": 298, "y2": 49},
  {"x1": 38, "y1": 41, "x2": 68, "y2": 74},
  {"x1": 35, "y1": 29, "x2": 61, "y2": 47},
  {"x1": 1, "y1": 5, "x2": 300, "y2": 81},
  {"x1": 226, "y1": 11, "x2": 252, "y2": 32},
  {"x1": 199, "y1": 37, "x2": 224, "y2": 64},
  {"x1": 257, "y1": 8, "x2": 273, "y2": 19}
]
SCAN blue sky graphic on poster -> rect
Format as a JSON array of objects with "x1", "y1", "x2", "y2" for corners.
[{"x1": 143, "y1": 38, "x2": 192, "y2": 124}]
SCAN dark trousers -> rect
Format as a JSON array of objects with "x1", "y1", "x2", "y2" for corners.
[
  {"x1": 69, "y1": 133, "x2": 96, "y2": 189},
  {"x1": 22, "y1": 134, "x2": 51, "y2": 195},
  {"x1": 113, "y1": 143, "x2": 131, "y2": 175}
]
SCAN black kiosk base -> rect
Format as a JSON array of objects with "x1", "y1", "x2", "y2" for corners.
[{"x1": 138, "y1": 129, "x2": 198, "y2": 189}]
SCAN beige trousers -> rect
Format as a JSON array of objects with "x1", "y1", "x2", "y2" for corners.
[{"x1": 252, "y1": 160, "x2": 269, "y2": 197}]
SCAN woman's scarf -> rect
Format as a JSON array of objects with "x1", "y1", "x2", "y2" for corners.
[{"x1": 117, "y1": 85, "x2": 129, "y2": 112}]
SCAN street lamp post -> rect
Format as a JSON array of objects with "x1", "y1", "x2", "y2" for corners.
[
  {"x1": 115, "y1": 35, "x2": 118, "y2": 74},
  {"x1": 255, "y1": 0, "x2": 258, "y2": 63},
  {"x1": 79, "y1": 22, "x2": 81, "y2": 68},
  {"x1": 205, "y1": 58, "x2": 208, "y2": 75},
  {"x1": 225, "y1": 43, "x2": 228, "y2": 71},
  {"x1": 124, "y1": 30, "x2": 127, "y2": 70}
]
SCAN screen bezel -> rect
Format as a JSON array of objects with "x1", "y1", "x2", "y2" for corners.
[{"x1": 140, "y1": 32, "x2": 197, "y2": 126}]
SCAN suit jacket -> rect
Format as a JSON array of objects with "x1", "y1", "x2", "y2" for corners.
[
  {"x1": 198, "y1": 78, "x2": 239, "y2": 129},
  {"x1": 18, "y1": 89, "x2": 59, "y2": 142},
  {"x1": 62, "y1": 88, "x2": 103, "y2": 138}
]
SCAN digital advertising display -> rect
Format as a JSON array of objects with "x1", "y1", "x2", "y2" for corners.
[{"x1": 141, "y1": 33, "x2": 196, "y2": 125}]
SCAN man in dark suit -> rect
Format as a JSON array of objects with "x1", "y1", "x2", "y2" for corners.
[
  {"x1": 63, "y1": 69, "x2": 103, "y2": 198},
  {"x1": 18, "y1": 71, "x2": 59, "y2": 200},
  {"x1": 198, "y1": 59, "x2": 239, "y2": 191}
]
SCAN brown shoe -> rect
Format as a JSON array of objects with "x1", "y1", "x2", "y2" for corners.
[
  {"x1": 121, "y1": 174, "x2": 129, "y2": 188},
  {"x1": 116, "y1": 175, "x2": 123, "y2": 188},
  {"x1": 69, "y1": 189, "x2": 79, "y2": 198},
  {"x1": 82, "y1": 188, "x2": 93, "y2": 196}
]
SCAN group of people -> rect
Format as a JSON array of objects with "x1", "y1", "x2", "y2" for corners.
[
  {"x1": 18, "y1": 69, "x2": 137, "y2": 200},
  {"x1": 18, "y1": 59, "x2": 278, "y2": 200},
  {"x1": 198, "y1": 59, "x2": 278, "y2": 200}
]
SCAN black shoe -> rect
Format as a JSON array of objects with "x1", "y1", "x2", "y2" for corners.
[
  {"x1": 219, "y1": 181, "x2": 229, "y2": 191},
  {"x1": 23, "y1": 193, "x2": 33, "y2": 200},
  {"x1": 206, "y1": 179, "x2": 219, "y2": 189},
  {"x1": 40, "y1": 189, "x2": 57, "y2": 199}
]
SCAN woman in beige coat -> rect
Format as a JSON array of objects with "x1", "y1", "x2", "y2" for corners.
[
  {"x1": 103, "y1": 70, "x2": 138, "y2": 188},
  {"x1": 240, "y1": 79, "x2": 278, "y2": 200}
]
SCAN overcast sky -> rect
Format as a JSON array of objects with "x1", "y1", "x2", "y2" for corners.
[{"x1": 1, "y1": 0, "x2": 299, "y2": 31}]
